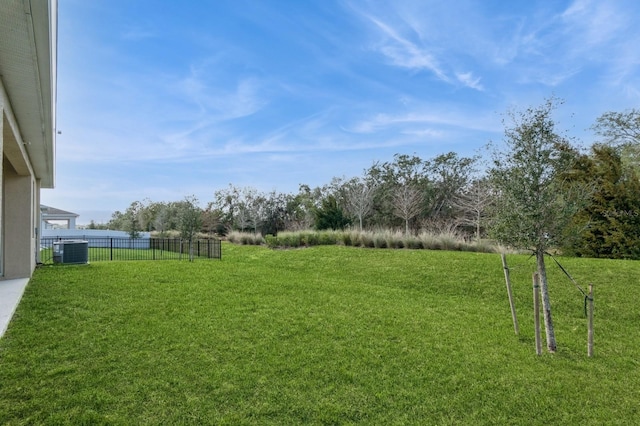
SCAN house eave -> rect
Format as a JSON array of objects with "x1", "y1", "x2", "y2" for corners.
[{"x1": 0, "y1": 0, "x2": 57, "y2": 188}]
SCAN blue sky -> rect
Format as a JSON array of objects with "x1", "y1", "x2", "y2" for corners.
[{"x1": 42, "y1": 0, "x2": 640, "y2": 224}]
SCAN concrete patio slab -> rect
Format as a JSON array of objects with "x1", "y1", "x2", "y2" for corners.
[{"x1": 0, "y1": 278, "x2": 29, "y2": 338}]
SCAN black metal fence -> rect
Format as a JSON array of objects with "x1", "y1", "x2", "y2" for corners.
[{"x1": 40, "y1": 237, "x2": 221, "y2": 264}]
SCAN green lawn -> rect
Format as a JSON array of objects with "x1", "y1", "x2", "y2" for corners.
[{"x1": 1, "y1": 243, "x2": 639, "y2": 424}]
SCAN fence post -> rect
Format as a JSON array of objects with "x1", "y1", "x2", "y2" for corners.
[
  {"x1": 533, "y1": 272, "x2": 542, "y2": 356},
  {"x1": 110, "y1": 238, "x2": 113, "y2": 261},
  {"x1": 501, "y1": 254, "x2": 519, "y2": 335},
  {"x1": 588, "y1": 284, "x2": 594, "y2": 357}
]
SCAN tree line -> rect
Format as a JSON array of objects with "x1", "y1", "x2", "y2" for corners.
[{"x1": 95, "y1": 100, "x2": 640, "y2": 260}]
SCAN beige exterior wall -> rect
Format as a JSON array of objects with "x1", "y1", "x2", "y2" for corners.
[
  {"x1": 0, "y1": 0, "x2": 56, "y2": 280},
  {"x1": 2, "y1": 161, "x2": 38, "y2": 279},
  {"x1": 0, "y1": 79, "x2": 41, "y2": 280},
  {"x1": 0, "y1": 103, "x2": 3, "y2": 278}
]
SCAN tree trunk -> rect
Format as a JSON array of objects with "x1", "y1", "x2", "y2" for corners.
[{"x1": 536, "y1": 248, "x2": 557, "y2": 352}]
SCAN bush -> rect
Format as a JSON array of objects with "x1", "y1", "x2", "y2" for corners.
[
  {"x1": 301, "y1": 231, "x2": 320, "y2": 246},
  {"x1": 279, "y1": 232, "x2": 301, "y2": 248},
  {"x1": 319, "y1": 231, "x2": 338, "y2": 246},
  {"x1": 264, "y1": 234, "x2": 278, "y2": 248}
]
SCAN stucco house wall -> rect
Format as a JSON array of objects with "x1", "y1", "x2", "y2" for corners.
[{"x1": 0, "y1": 0, "x2": 57, "y2": 280}]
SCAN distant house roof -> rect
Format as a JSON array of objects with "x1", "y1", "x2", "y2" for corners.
[{"x1": 41, "y1": 204, "x2": 79, "y2": 219}]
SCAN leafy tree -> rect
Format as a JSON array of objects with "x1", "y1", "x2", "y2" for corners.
[
  {"x1": 256, "y1": 190, "x2": 289, "y2": 236},
  {"x1": 591, "y1": 109, "x2": 640, "y2": 173},
  {"x1": 366, "y1": 154, "x2": 430, "y2": 229},
  {"x1": 314, "y1": 195, "x2": 350, "y2": 230},
  {"x1": 177, "y1": 195, "x2": 202, "y2": 261},
  {"x1": 212, "y1": 185, "x2": 269, "y2": 233},
  {"x1": 123, "y1": 201, "x2": 143, "y2": 239},
  {"x1": 201, "y1": 204, "x2": 223, "y2": 236},
  {"x1": 563, "y1": 145, "x2": 640, "y2": 259},
  {"x1": 426, "y1": 152, "x2": 477, "y2": 221},
  {"x1": 177, "y1": 196, "x2": 202, "y2": 240},
  {"x1": 107, "y1": 210, "x2": 125, "y2": 230},
  {"x1": 488, "y1": 98, "x2": 588, "y2": 353},
  {"x1": 153, "y1": 202, "x2": 173, "y2": 237},
  {"x1": 289, "y1": 184, "x2": 320, "y2": 230}
]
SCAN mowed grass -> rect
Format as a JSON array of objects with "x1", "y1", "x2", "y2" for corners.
[{"x1": 1, "y1": 243, "x2": 640, "y2": 424}]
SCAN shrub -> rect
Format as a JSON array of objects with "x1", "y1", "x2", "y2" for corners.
[
  {"x1": 301, "y1": 231, "x2": 320, "y2": 246},
  {"x1": 319, "y1": 231, "x2": 338, "y2": 246},
  {"x1": 264, "y1": 234, "x2": 278, "y2": 248},
  {"x1": 279, "y1": 232, "x2": 301, "y2": 248}
]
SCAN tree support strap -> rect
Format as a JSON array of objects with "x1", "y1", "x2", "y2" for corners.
[{"x1": 545, "y1": 251, "x2": 590, "y2": 317}]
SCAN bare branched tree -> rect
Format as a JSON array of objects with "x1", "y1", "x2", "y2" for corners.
[
  {"x1": 343, "y1": 177, "x2": 377, "y2": 231},
  {"x1": 591, "y1": 109, "x2": 640, "y2": 172},
  {"x1": 392, "y1": 184, "x2": 424, "y2": 235},
  {"x1": 452, "y1": 178, "x2": 495, "y2": 241}
]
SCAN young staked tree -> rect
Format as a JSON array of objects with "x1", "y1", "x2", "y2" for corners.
[{"x1": 488, "y1": 98, "x2": 588, "y2": 353}]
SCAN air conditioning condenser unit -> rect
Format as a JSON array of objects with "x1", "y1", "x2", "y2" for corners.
[{"x1": 53, "y1": 240, "x2": 89, "y2": 264}]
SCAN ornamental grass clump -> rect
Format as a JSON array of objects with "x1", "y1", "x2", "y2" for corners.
[
  {"x1": 232, "y1": 228, "x2": 499, "y2": 253},
  {"x1": 318, "y1": 231, "x2": 339, "y2": 246}
]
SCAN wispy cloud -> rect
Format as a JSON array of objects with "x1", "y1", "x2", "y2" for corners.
[
  {"x1": 561, "y1": 0, "x2": 626, "y2": 48},
  {"x1": 511, "y1": 0, "x2": 640, "y2": 88},
  {"x1": 177, "y1": 70, "x2": 267, "y2": 121},
  {"x1": 455, "y1": 72, "x2": 484, "y2": 91},
  {"x1": 347, "y1": 4, "x2": 486, "y2": 92},
  {"x1": 365, "y1": 15, "x2": 449, "y2": 82},
  {"x1": 345, "y1": 109, "x2": 499, "y2": 135}
]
